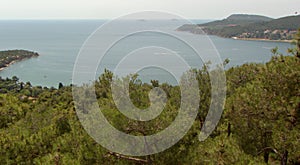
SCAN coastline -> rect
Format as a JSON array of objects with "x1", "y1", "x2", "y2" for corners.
[
  {"x1": 0, "y1": 50, "x2": 39, "y2": 72},
  {"x1": 0, "y1": 60, "x2": 16, "y2": 71},
  {"x1": 179, "y1": 30, "x2": 293, "y2": 43},
  {"x1": 231, "y1": 37, "x2": 293, "y2": 43}
]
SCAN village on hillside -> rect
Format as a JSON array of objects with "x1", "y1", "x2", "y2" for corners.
[{"x1": 235, "y1": 29, "x2": 298, "y2": 40}]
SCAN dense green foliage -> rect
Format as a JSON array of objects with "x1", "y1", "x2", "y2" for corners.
[
  {"x1": 0, "y1": 39, "x2": 300, "y2": 164},
  {"x1": 0, "y1": 50, "x2": 39, "y2": 69}
]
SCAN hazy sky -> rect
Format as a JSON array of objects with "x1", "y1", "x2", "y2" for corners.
[{"x1": 0, "y1": 0, "x2": 299, "y2": 19}]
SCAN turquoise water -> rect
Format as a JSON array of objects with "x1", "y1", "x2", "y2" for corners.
[{"x1": 0, "y1": 20, "x2": 292, "y2": 87}]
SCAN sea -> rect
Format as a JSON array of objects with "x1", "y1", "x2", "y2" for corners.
[{"x1": 0, "y1": 20, "x2": 293, "y2": 87}]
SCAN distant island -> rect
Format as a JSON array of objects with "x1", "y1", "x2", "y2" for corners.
[
  {"x1": 178, "y1": 14, "x2": 300, "y2": 42},
  {"x1": 0, "y1": 50, "x2": 39, "y2": 71}
]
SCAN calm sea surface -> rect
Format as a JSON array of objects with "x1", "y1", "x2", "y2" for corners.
[{"x1": 0, "y1": 20, "x2": 292, "y2": 87}]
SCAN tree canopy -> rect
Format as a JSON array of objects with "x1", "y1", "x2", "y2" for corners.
[{"x1": 0, "y1": 33, "x2": 299, "y2": 164}]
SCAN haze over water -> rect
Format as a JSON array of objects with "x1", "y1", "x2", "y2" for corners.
[{"x1": 0, "y1": 20, "x2": 292, "y2": 87}]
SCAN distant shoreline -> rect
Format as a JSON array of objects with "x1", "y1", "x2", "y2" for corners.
[{"x1": 231, "y1": 37, "x2": 292, "y2": 43}]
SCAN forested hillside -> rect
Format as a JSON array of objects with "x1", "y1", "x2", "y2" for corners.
[
  {"x1": 0, "y1": 32, "x2": 299, "y2": 164},
  {"x1": 199, "y1": 14, "x2": 273, "y2": 27},
  {"x1": 178, "y1": 14, "x2": 300, "y2": 40}
]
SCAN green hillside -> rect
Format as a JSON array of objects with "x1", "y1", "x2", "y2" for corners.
[
  {"x1": 199, "y1": 14, "x2": 273, "y2": 28},
  {"x1": 0, "y1": 34, "x2": 300, "y2": 164},
  {"x1": 178, "y1": 14, "x2": 300, "y2": 40},
  {"x1": 256, "y1": 15, "x2": 300, "y2": 30},
  {"x1": 212, "y1": 15, "x2": 300, "y2": 38}
]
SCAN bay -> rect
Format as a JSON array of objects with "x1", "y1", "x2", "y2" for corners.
[{"x1": 0, "y1": 20, "x2": 292, "y2": 87}]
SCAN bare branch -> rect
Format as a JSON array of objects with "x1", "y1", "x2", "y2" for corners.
[
  {"x1": 257, "y1": 147, "x2": 281, "y2": 157},
  {"x1": 107, "y1": 151, "x2": 148, "y2": 164}
]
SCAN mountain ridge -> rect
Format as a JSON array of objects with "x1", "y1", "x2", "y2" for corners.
[{"x1": 199, "y1": 14, "x2": 273, "y2": 27}]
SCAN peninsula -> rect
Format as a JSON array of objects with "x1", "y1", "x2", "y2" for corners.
[
  {"x1": 178, "y1": 14, "x2": 300, "y2": 42},
  {"x1": 0, "y1": 50, "x2": 39, "y2": 71}
]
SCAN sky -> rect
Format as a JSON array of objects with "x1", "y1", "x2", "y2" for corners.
[{"x1": 0, "y1": 0, "x2": 299, "y2": 19}]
